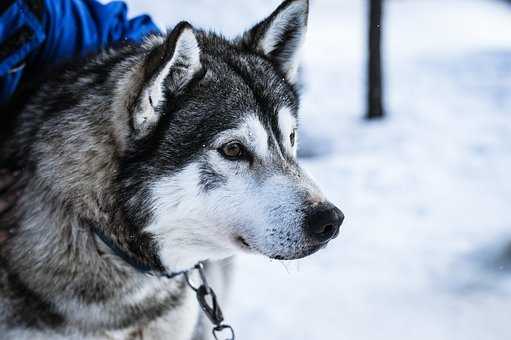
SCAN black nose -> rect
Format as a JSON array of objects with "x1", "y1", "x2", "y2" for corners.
[{"x1": 305, "y1": 204, "x2": 344, "y2": 242}]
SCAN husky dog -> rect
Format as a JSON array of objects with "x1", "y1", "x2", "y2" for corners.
[{"x1": 0, "y1": 0, "x2": 343, "y2": 339}]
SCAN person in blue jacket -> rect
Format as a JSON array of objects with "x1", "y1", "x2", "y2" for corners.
[
  {"x1": 0, "y1": 0, "x2": 159, "y2": 239},
  {"x1": 0, "y1": 0, "x2": 160, "y2": 106}
]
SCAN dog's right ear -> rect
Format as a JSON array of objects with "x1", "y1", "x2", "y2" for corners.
[
  {"x1": 132, "y1": 22, "x2": 202, "y2": 139},
  {"x1": 240, "y1": 0, "x2": 308, "y2": 84}
]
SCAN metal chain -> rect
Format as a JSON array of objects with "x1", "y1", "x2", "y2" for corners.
[{"x1": 183, "y1": 263, "x2": 236, "y2": 340}]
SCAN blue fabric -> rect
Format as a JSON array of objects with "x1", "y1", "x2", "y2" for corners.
[
  {"x1": 0, "y1": 0, "x2": 159, "y2": 105},
  {"x1": 0, "y1": 1, "x2": 46, "y2": 75}
]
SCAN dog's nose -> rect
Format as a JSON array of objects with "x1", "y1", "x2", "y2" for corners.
[{"x1": 305, "y1": 204, "x2": 344, "y2": 242}]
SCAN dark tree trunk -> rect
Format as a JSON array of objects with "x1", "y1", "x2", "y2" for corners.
[{"x1": 366, "y1": 0, "x2": 384, "y2": 119}]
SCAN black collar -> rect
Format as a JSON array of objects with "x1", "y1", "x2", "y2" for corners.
[{"x1": 91, "y1": 224, "x2": 157, "y2": 274}]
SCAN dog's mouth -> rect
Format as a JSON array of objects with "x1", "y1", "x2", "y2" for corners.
[{"x1": 235, "y1": 235, "x2": 251, "y2": 250}]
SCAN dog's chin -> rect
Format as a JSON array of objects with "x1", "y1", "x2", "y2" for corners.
[
  {"x1": 233, "y1": 235, "x2": 327, "y2": 260},
  {"x1": 267, "y1": 243, "x2": 325, "y2": 260},
  {"x1": 159, "y1": 242, "x2": 236, "y2": 273}
]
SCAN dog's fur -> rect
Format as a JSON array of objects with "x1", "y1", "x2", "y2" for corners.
[{"x1": 0, "y1": 0, "x2": 342, "y2": 339}]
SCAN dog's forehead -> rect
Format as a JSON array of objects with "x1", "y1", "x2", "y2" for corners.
[
  {"x1": 202, "y1": 50, "x2": 298, "y2": 112},
  {"x1": 243, "y1": 107, "x2": 297, "y2": 158},
  {"x1": 156, "y1": 43, "x2": 299, "y2": 168},
  {"x1": 201, "y1": 55, "x2": 298, "y2": 137}
]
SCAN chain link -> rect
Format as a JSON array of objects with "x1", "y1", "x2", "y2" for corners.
[{"x1": 184, "y1": 263, "x2": 235, "y2": 340}]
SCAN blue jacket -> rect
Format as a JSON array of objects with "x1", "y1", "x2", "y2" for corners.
[{"x1": 0, "y1": 0, "x2": 159, "y2": 105}]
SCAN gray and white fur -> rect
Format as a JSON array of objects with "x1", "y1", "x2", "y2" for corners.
[{"x1": 0, "y1": 0, "x2": 343, "y2": 339}]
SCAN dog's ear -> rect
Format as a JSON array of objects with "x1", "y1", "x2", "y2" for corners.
[
  {"x1": 240, "y1": 0, "x2": 308, "y2": 84},
  {"x1": 133, "y1": 22, "x2": 202, "y2": 139}
]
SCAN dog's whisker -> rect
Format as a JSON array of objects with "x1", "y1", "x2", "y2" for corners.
[{"x1": 278, "y1": 260, "x2": 291, "y2": 275}]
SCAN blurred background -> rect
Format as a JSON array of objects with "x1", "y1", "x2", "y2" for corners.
[{"x1": 125, "y1": 1, "x2": 510, "y2": 339}]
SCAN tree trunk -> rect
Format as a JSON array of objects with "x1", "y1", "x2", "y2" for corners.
[{"x1": 366, "y1": 0, "x2": 384, "y2": 119}]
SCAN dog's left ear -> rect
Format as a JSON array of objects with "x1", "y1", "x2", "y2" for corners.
[
  {"x1": 133, "y1": 22, "x2": 202, "y2": 139},
  {"x1": 240, "y1": 0, "x2": 308, "y2": 84}
]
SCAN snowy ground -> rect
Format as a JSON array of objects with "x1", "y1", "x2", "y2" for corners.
[{"x1": 125, "y1": 1, "x2": 511, "y2": 339}]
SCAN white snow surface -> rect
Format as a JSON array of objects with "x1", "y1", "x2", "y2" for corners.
[{"x1": 124, "y1": 1, "x2": 511, "y2": 339}]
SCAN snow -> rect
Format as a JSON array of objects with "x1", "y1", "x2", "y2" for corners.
[{"x1": 124, "y1": 1, "x2": 511, "y2": 339}]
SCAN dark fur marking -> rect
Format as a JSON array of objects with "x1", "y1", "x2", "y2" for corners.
[
  {"x1": 0, "y1": 258, "x2": 64, "y2": 329},
  {"x1": 111, "y1": 278, "x2": 187, "y2": 330},
  {"x1": 199, "y1": 161, "x2": 227, "y2": 192}
]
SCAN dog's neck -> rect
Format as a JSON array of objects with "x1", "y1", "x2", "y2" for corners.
[{"x1": 0, "y1": 174, "x2": 189, "y2": 333}]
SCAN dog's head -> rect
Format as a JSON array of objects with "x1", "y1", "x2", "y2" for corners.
[{"x1": 117, "y1": 0, "x2": 344, "y2": 271}]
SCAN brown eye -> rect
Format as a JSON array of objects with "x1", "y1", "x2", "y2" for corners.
[
  {"x1": 220, "y1": 141, "x2": 244, "y2": 160},
  {"x1": 290, "y1": 130, "x2": 296, "y2": 147}
]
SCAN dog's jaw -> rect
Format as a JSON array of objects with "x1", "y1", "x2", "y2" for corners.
[{"x1": 146, "y1": 164, "x2": 239, "y2": 272}]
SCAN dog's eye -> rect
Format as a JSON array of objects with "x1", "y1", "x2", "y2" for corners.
[
  {"x1": 220, "y1": 141, "x2": 245, "y2": 160},
  {"x1": 290, "y1": 130, "x2": 296, "y2": 147}
]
